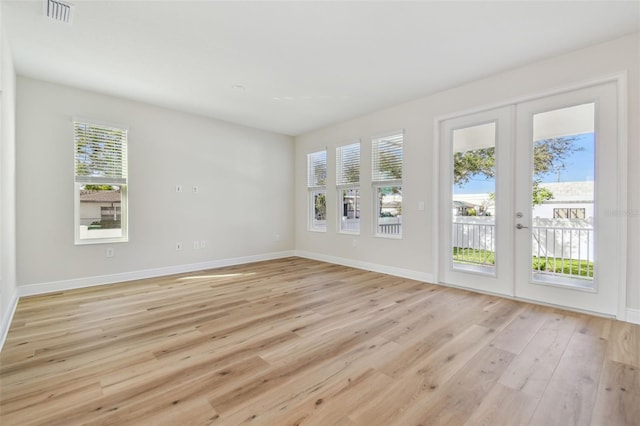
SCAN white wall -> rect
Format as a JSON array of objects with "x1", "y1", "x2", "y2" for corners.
[
  {"x1": 0, "y1": 4, "x2": 19, "y2": 346},
  {"x1": 295, "y1": 33, "x2": 639, "y2": 311},
  {"x1": 16, "y1": 77, "x2": 294, "y2": 290}
]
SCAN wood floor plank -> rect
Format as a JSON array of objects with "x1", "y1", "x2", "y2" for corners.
[
  {"x1": 490, "y1": 304, "x2": 547, "y2": 354},
  {"x1": 590, "y1": 360, "x2": 639, "y2": 426},
  {"x1": 348, "y1": 324, "x2": 497, "y2": 425},
  {"x1": 119, "y1": 397, "x2": 219, "y2": 426},
  {"x1": 499, "y1": 311, "x2": 579, "y2": 398},
  {"x1": 217, "y1": 338, "x2": 401, "y2": 425},
  {"x1": 392, "y1": 346, "x2": 515, "y2": 425},
  {"x1": 463, "y1": 382, "x2": 539, "y2": 426},
  {"x1": 278, "y1": 369, "x2": 394, "y2": 426},
  {"x1": 528, "y1": 332, "x2": 607, "y2": 426},
  {"x1": 607, "y1": 320, "x2": 640, "y2": 368},
  {"x1": 1, "y1": 257, "x2": 638, "y2": 425}
]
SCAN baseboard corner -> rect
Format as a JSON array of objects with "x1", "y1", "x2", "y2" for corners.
[
  {"x1": 626, "y1": 307, "x2": 640, "y2": 325},
  {"x1": 0, "y1": 289, "x2": 19, "y2": 352}
]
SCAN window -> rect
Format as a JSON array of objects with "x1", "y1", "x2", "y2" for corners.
[
  {"x1": 553, "y1": 207, "x2": 586, "y2": 219},
  {"x1": 372, "y1": 132, "x2": 403, "y2": 237},
  {"x1": 74, "y1": 120, "x2": 128, "y2": 244},
  {"x1": 337, "y1": 142, "x2": 360, "y2": 233},
  {"x1": 307, "y1": 150, "x2": 327, "y2": 231}
]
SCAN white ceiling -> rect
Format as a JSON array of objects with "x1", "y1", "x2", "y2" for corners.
[{"x1": 3, "y1": 1, "x2": 639, "y2": 136}]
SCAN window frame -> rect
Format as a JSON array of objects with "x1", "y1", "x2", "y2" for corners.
[
  {"x1": 307, "y1": 150, "x2": 328, "y2": 232},
  {"x1": 73, "y1": 119, "x2": 129, "y2": 245},
  {"x1": 336, "y1": 142, "x2": 361, "y2": 234},
  {"x1": 372, "y1": 131, "x2": 404, "y2": 238}
]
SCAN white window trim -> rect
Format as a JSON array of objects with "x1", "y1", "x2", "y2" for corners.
[
  {"x1": 72, "y1": 116, "x2": 130, "y2": 132},
  {"x1": 372, "y1": 131, "x2": 403, "y2": 239},
  {"x1": 307, "y1": 149, "x2": 328, "y2": 232},
  {"x1": 336, "y1": 141, "x2": 361, "y2": 235},
  {"x1": 74, "y1": 119, "x2": 129, "y2": 245}
]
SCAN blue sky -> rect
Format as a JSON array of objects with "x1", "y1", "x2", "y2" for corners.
[{"x1": 454, "y1": 133, "x2": 594, "y2": 195}]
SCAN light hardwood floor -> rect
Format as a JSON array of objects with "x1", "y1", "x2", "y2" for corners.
[{"x1": 1, "y1": 257, "x2": 638, "y2": 425}]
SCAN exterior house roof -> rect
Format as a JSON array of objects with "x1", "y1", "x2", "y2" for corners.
[
  {"x1": 453, "y1": 181, "x2": 594, "y2": 206},
  {"x1": 539, "y1": 181, "x2": 594, "y2": 203},
  {"x1": 79, "y1": 190, "x2": 121, "y2": 203},
  {"x1": 453, "y1": 200, "x2": 478, "y2": 208}
]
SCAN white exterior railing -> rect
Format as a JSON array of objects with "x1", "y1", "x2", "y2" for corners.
[
  {"x1": 378, "y1": 217, "x2": 402, "y2": 235},
  {"x1": 452, "y1": 217, "x2": 594, "y2": 274},
  {"x1": 341, "y1": 218, "x2": 360, "y2": 233}
]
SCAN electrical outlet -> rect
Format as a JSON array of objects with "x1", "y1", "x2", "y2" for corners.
[
  {"x1": 200, "y1": 240, "x2": 206, "y2": 248},
  {"x1": 192, "y1": 186, "x2": 199, "y2": 193},
  {"x1": 176, "y1": 242, "x2": 183, "y2": 250},
  {"x1": 106, "y1": 248, "x2": 115, "y2": 258},
  {"x1": 193, "y1": 240, "x2": 200, "y2": 249},
  {"x1": 176, "y1": 185, "x2": 183, "y2": 193}
]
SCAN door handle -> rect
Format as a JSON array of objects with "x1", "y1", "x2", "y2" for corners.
[{"x1": 516, "y1": 223, "x2": 528, "y2": 229}]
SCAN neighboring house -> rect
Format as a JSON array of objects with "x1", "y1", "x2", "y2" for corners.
[
  {"x1": 532, "y1": 181, "x2": 594, "y2": 219},
  {"x1": 453, "y1": 199, "x2": 486, "y2": 216},
  {"x1": 453, "y1": 181, "x2": 593, "y2": 219},
  {"x1": 79, "y1": 190, "x2": 121, "y2": 227}
]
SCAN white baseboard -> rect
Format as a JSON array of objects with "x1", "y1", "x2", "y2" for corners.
[
  {"x1": 295, "y1": 250, "x2": 434, "y2": 283},
  {"x1": 626, "y1": 308, "x2": 640, "y2": 325},
  {"x1": 17, "y1": 251, "x2": 295, "y2": 298},
  {"x1": 0, "y1": 288, "x2": 19, "y2": 352}
]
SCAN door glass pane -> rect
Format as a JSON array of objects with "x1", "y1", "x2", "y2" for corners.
[
  {"x1": 531, "y1": 103, "x2": 595, "y2": 288},
  {"x1": 452, "y1": 122, "x2": 496, "y2": 273}
]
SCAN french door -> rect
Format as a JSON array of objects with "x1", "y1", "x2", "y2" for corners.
[{"x1": 439, "y1": 82, "x2": 620, "y2": 316}]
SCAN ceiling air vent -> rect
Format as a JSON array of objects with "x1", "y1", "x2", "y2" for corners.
[{"x1": 44, "y1": 0, "x2": 74, "y2": 24}]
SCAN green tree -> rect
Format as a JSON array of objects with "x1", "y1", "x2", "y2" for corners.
[
  {"x1": 378, "y1": 149, "x2": 402, "y2": 180},
  {"x1": 375, "y1": 142, "x2": 403, "y2": 216},
  {"x1": 532, "y1": 180, "x2": 553, "y2": 205},
  {"x1": 75, "y1": 123, "x2": 125, "y2": 179},
  {"x1": 83, "y1": 184, "x2": 116, "y2": 191},
  {"x1": 312, "y1": 161, "x2": 327, "y2": 186},
  {"x1": 343, "y1": 164, "x2": 360, "y2": 184},
  {"x1": 314, "y1": 193, "x2": 326, "y2": 220},
  {"x1": 533, "y1": 137, "x2": 580, "y2": 179},
  {"x1": 454, "y1": 137, "x2": 581, "y2": 205}
]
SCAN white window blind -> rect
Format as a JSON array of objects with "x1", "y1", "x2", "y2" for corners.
[
  {"x1": 372, "y1": 133, "x2": 403, "y2": 181},
  {"x1": 336, "y1": 142, "x2": 360, "y2": 186},
  {"x1": 74, "y1": 121, "x2": 128, "y2": 184},
  {"x1": 307, "y1": 150, "x2": 327, "y2": 188}
]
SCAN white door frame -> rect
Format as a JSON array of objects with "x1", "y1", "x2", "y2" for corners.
[{"x1": 432, "y1": 73, "x2": 628, "y2": 320}]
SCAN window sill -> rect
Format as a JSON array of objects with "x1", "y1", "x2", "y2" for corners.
[
  {"x1": 75, "y1": 237, "x2": 128, "y2": 245},
  {"x1": 308, "y1": 228, "x2": 327, "y2": 233},
  {"x1": 374, "y1": 233, "x2": 402, "y2": 240}
]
